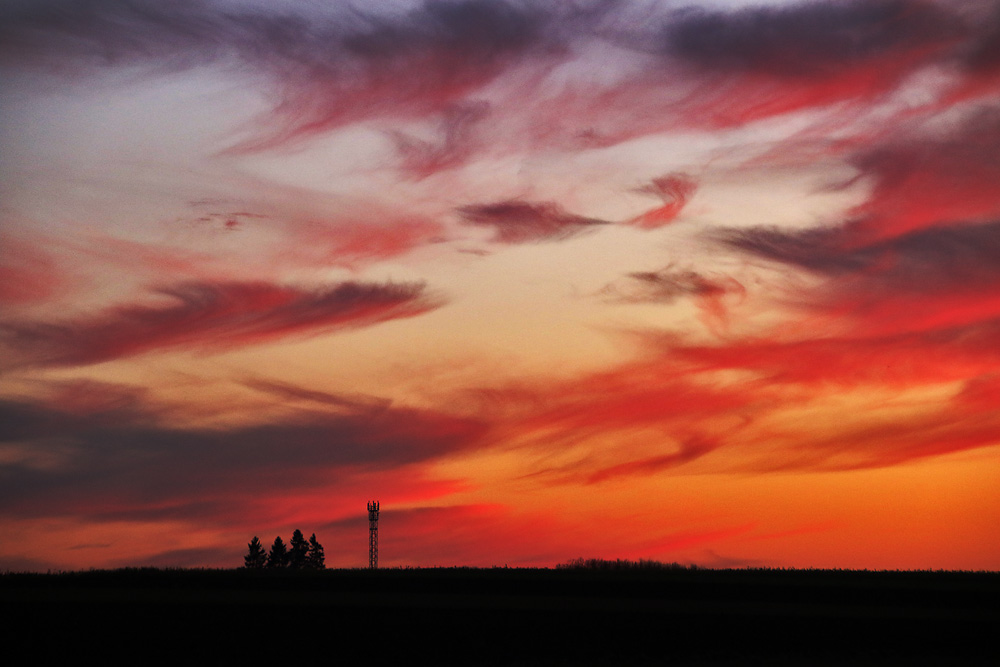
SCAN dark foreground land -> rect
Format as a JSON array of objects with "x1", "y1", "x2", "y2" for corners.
[{"x1": 3, "y1": 567, "x2": 998, "y2": 665}]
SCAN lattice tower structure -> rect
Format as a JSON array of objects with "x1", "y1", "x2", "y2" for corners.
[{"x1": 368, "y1": 500, "x2": 380, "y2": 569}]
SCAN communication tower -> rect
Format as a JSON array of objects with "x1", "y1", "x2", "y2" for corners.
[{"x1": 368, "y1": 500, "x2": 380, "y2": 569}]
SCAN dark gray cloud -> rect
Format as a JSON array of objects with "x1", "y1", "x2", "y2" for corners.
[
  {"x1": 0, "y1": 0, "x2": 231, "y2": 71},
  {"x1": 341, "y1": 0, "x2": 545, "y2": 59},
  {"x1": 719, "y1": 219, "x2": 1000, "y2": 292},
  {"x1": 0, "y1": 394, "x2": 485, "y2": 522},
  {"x1": 0, "y1": 0, "x2": 551, "y2": 67},
  {"x1": 3, "y1": 0, "x2": 998, "y2": 152},
  {"x1": 240, "y1": 377, "x2": 392, "y2": 414},
  {"x1": 602, "y1": 265, "x2": 742, "y2": 304},
  {"x1": 717, "y1": 218, "x2": 1000, "y2": 340},
  {"x1": 1, "y1": 279, "x2": 442, "y2": 368},
  {"x1": 718, "y1": 107, "x2": 1000, "y2": 295},
  {"x1": 847, "y1": 108, "x2": 1000, "y2": 236},
  {"x1": 0, "y1": 0, "x2": 558, "y2": 150},
  {"x1": 957, "y1": 1, "x2": 1000, "y2": 74},
  {"x1": 664, "y1": 0, "x2": 961, "y2": 77},
  {"x1": 458, "y1": 200, "x2": 609, "y2": 243}
]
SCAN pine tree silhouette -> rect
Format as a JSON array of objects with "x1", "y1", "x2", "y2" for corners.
[
  {"x1": 244, "y1": 536, "x2": 267, "y2": 569},
  {"x1": 306, "y1": 533, "x2": 326, "y2": 570},
  {"x1": 288, "y1": 529, "x2": 308, "y2": 570},
  {"x1": 266, "y1": 536, "x2": 289, "y2": 568}
]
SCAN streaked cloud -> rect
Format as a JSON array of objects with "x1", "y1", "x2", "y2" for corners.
[
  {"x1": 0, "y1": 390, "x2": 484, "y2": 523},
  {"x1": 2, "y1": 280, "x2": 442, "y2": 368},
  {"x1": 458, "y1": 200, "x2": 609, "y2": 244}
]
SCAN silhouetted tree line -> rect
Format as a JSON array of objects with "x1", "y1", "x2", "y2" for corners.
[
  {"x1": 244, "y1": 530, "x2": 325, "y2": 570},
  {"x1": 557, "y1": 557, "x2": 696, "y2": 571}
]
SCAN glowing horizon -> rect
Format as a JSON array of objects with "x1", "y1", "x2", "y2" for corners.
[{"x1": 2, "y1": 0, "x2": 999, "y2": 572}]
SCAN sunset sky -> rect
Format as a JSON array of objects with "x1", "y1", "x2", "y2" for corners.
[{"x1": 2, "y1": 0, "x2": 999, "y2": 572}]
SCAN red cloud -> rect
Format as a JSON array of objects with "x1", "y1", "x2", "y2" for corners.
[
  {"x1": 528, "y1": 366, "x2": 756, "y2": 433},
  {"x1": 468, "y1": 357, "x2": 766, "y2": 487},
  {"x1": 465, "y1": 291, "x2": 1000, "y2": 479},
  {"x1": 0, "y1": 236, "x2": 64, "y2": 307},
  {"x1": 4, "y1": 0, "x2": 993, "y2": 160},
  {"x1": 721, "y1": 219, "x2": 1000, "y2": 338},
  {"x1": 497, "y1": 0, "x2": 974, "y2": 152},
  {"x1": 391, "y1": 101, "x2": 491, "y2": 179},
  {"x1": 288, "y1": 219, "x2": 446, "y2": 268},
  {"x1": 585, "y1": 436, "x2": 720, "y2": 485},
  {"x1": 519, "y1": 324, "x2": 1000, "y2": 475},
  {"x1": 670, "y1": 328, "x2": 1000, "y2": 389},
  {"x1": 955, "y1": 374, "x2": 1000, "y2": 411},
  {"x1": 628, "y1": 174, "x2": 698, "y2": 229},
  {"x1": 847, "y1": 111, "x2": 1000, "y2": 241},
  {"x1": 2, "y1": 279, "x2": 443, "y2": 368},
  {"x1": 747, "y1": 400, "x2": 1000, "y2": 473}
]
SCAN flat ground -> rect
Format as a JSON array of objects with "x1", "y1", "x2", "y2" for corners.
[{"x1": 3, "y1": 567, "x2": 997, "y2": 664}]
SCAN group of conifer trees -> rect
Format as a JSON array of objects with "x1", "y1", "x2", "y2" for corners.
[{"x1": 244, "y1": 529, "x2": 325, "y2": 570}]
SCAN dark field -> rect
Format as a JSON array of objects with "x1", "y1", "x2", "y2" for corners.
[{"x1": 4, "y1": 567, "x2": 997, "y2": 665}]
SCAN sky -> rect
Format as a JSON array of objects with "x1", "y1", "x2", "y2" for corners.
[{"x1": 1, "y1": 0, "x2": 999, "y2": 572}]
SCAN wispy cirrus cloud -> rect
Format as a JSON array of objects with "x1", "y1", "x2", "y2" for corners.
[
  {"x1": 284, "y1": 219, "x2": 446, "y2": 268},
  {"x1": 240, "y1": 377, "x2": 392, "y2": 414},
  {"x1": 497, "y1": 327, "x2": 1000, "y2": 478},
  {"x1": 0, "y1": 0, "x2": 557, "y2": 152},
  {"x1": 515, "y1": 0, "x2": 985, "y2": 150},
  {"x1": 668, "y1": 324, "x2": 1000, "y2": 389},
  {"x1": 8, "y1": 0, "x2": 996, "y2": 158},
  {"x1": 584, "y1": 436, "x2": 721, "y2": 485},
  {"x1": 1, "y1": 279, "x2": 442, "y2": 368},
  {"x1": 391, "y1": 100, "x2": 492, "y2": 179},
  {"x1": 609, "y1": 268, "x2": 741, "y2": 304},
  {"x1": 601, "y1": 264, "x2": 746, "y2": 330}
]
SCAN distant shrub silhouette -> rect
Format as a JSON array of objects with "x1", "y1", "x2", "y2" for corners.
[
  {"x1": 266, "y1": 536, "x2": 289, "y2": 569},
  {"x1": 306, "y1": 533, "x2": 326, "y2": 570},
  {"x1": 556, "y1": 557, "x2": 694, "y2": 571},
  {"x1": 244, "y1": 536, "x2": 267, "y2": 569}
]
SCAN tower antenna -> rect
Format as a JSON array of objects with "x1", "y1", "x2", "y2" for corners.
[{"x1": 368, "y1": 500, "x2": 380, "y2": 569}]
